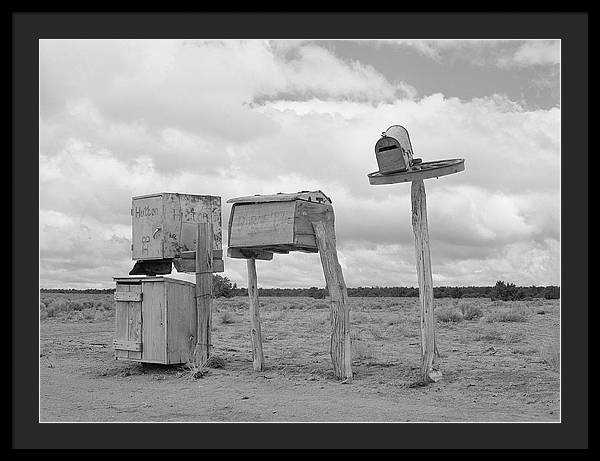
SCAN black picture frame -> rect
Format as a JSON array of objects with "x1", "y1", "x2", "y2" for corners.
[{"x1": 13, "y1": 11, "x2": 587, "y2": 450}]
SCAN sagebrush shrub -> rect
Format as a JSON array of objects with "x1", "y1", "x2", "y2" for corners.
[
  {"x1": 82, "y1": 309, "x2": 96, "y2": 320},
  {"x1": 486, "y1": 305, "x2": 529, "y2": 323},
  {"x1": 460, "y1": 304, "x2": 483, "y2": 320},
  {"x1": 435, "y1": 306, "x2": 464, "y2": 323},
  {"x1": 220, "y1": 311, "x2": 235, "y2": 324}
]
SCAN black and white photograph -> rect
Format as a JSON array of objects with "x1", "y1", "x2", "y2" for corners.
[{"x1": 12, "y1": 11, "x2": 588, "y2": 450}]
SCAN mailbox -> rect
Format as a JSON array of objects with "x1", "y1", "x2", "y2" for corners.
[
  {"x1": 374, "y1": 125, "x2": 418, "y2": 174},
  {"x1": 227, "y1": 190, "x2": 331, "y2": 259},
  {"x1": 132, "y1": 192, "x2": 221, "y2": 260},
  {"x1": 129, "y1": 192, "x2": 224, "y2": 275}
]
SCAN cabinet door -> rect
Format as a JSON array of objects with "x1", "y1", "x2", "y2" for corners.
[
  {"x1": 114, "y1": 283, "x2": 143, "y2": 360},
  {"x1": 166, "y1": 282, "x2": 197, "y2": 364},
  {"x1": 132, "y1": 195, "x2": 164, "y2": 260},
  {"x1": 141, "y1": 281, "x2": 167, "y2": 363}
]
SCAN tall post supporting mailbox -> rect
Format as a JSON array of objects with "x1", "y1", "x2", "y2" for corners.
[
  {"x1": 227, "y1": 190, "x2": 352, "y2": 380},
  {"x1": 368, "y1": 125, "x2": 465, "y2": 384}
]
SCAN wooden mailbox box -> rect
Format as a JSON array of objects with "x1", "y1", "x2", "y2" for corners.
[
  {"x1": 113, "y1": 276, "x2": 197, "y2": 365},
  {"x1": 132, "y1": 192, "x2": 222, "y2": 260},
  {"x1": 227, "y1": 190, "x2": 332, "y2": 259}
]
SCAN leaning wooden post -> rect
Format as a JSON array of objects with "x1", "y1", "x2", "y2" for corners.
[
  {"x1": 310, "y1": 205, "x2": 352, "y2": 381},
  {"x1": 246, "y1": 257, "x2": 264, "y2": 371},
  {"x1": 411, "y1": 179, "x2": 440, "y2": 383},
  {"x1": 194, "y1": 222, "x2": 213, "y2": 365}
]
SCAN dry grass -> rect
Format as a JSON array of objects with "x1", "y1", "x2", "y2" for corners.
[
  {"x1": 540, "y1": 341, "x2": 560, "y2": 372},
  {"x1": 473, "y1": 328, "x2": 504, "y2": 342},
  {"x1": 352, "y1": 338, "x2": 376, "y2": 361},
  {"x1": 220, "y1": 311, "x2": 235, "y2": 324},
  {"x1": 369, "y1": 326, "x2": 388, "y2": 340},
  {"x1": 460, "y1": 303, "x2": 483, "y2": 320},
  {"x1": 485, "y1": 305, "x2": 530, "y2": 323},
  {"x1": 204, "y1": 355, "x2": 226, "y2": 369},
  {"x1": 505, "y1": 332, "x2": 526, "y2": 343},
  {"x1": 436, "y1": 306, "x2": 464, "y2": 323},
  {"x1": 265, "y1": 310, "x2": 287, "y2": 322},
  {"x1": 40, "y1": 293, "x2": 114, "y2": 321},
  {"x1": 512, "y1": 346, "x2": 539, "y2": 355}
]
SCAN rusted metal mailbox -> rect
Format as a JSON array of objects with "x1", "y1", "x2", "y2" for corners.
[
  {"x1": 375, "y1": 125, "x2": 418, "y2": 174},
  {"x1": 130, "y1": 192, "x2": 224, "y2": 274},
  {"x1": 226, "y1": 190, "x2": 331, "y2": 259},
  {"x1": 113, "y1": 276, "x2": 197, "y2": 365}
]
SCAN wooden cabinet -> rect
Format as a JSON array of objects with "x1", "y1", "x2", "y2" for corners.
[{"x1": 113, "y1": 276, "x2": 197, "y2": 365}]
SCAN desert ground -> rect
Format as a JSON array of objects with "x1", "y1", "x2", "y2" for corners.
[{"x1": 39, "y1": 294, "x2": 560, "y2": 422}]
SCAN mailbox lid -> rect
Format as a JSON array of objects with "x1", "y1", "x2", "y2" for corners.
[
  {"x1": 382, "y1": 125, "x2": 413, "y2": 157},
  {"x1": 227, "y1": 190, "x2": 331, "y2": 205}
]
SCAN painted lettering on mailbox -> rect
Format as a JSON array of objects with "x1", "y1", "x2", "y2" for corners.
[{"x1": 134, "y1": 206, "x2": 159, "y2": 219}]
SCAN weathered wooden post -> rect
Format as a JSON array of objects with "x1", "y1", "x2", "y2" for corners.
[
  {"x1": 411, "y1": 179, "x2": 437, "y2": 382},
  {"x1": 368, "y1": 125, "x2": 465, "y2": 384},
  {"x1": 194, "y1": 221, "x2": 213, "y2": 365},
  {"x1": 246, "y1": 257, "x2": 264, "y2": 371},
  {"x1": 226, "y1": 191, "x2": 352, "y2": 380},
  {"x1": 307, "y1": 205, "x2": 352, "y2": 380}
]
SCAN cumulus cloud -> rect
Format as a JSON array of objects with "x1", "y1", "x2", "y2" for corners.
[
  {"x1": 379, "y1": 39, "x2": 560, "y2": 69},
  {"x1": 498, "y1": 40, "x2": 560, "y2": 67},
  {"x1": 39, "y1": 39, "x2": 560, "y2": 288}
]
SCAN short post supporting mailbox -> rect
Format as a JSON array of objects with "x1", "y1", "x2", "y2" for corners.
[
  {"x1": 194, "y1": 222, "x2": 213, "y2": 365},
  {"x1": 246, "y1": 257, "x2": 264, "y2": 371}
]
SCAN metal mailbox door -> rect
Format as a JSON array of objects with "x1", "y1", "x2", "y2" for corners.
[
  {"x1": 132, "y1": 195, "x2": 164, "y2": 260},
  {"x1": 114, "y1": 283, "x2": 143, "y2": 360}
]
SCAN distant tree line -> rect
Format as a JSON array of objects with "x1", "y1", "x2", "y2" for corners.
[
  {"x1": 41, "y1": 278, "x2": 560, "y2": 300},
  {"x1": 40, "y1": 288, "x2": 115, "y2": 294},
  {"x1": 225, "y1": 279, "x2": 559, "y2": 300}
]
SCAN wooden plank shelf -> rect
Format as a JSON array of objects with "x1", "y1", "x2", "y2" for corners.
[
  {"x1": 113, "y1": 340, "x2": 143, "y2": 352},
  {"x1": 114, "y1": 291, "x2": 143, "y2": 302}
]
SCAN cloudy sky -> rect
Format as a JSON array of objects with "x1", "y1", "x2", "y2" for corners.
[{"x1": 39, "y1": 39, "x2": 560, "y2": 289}]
